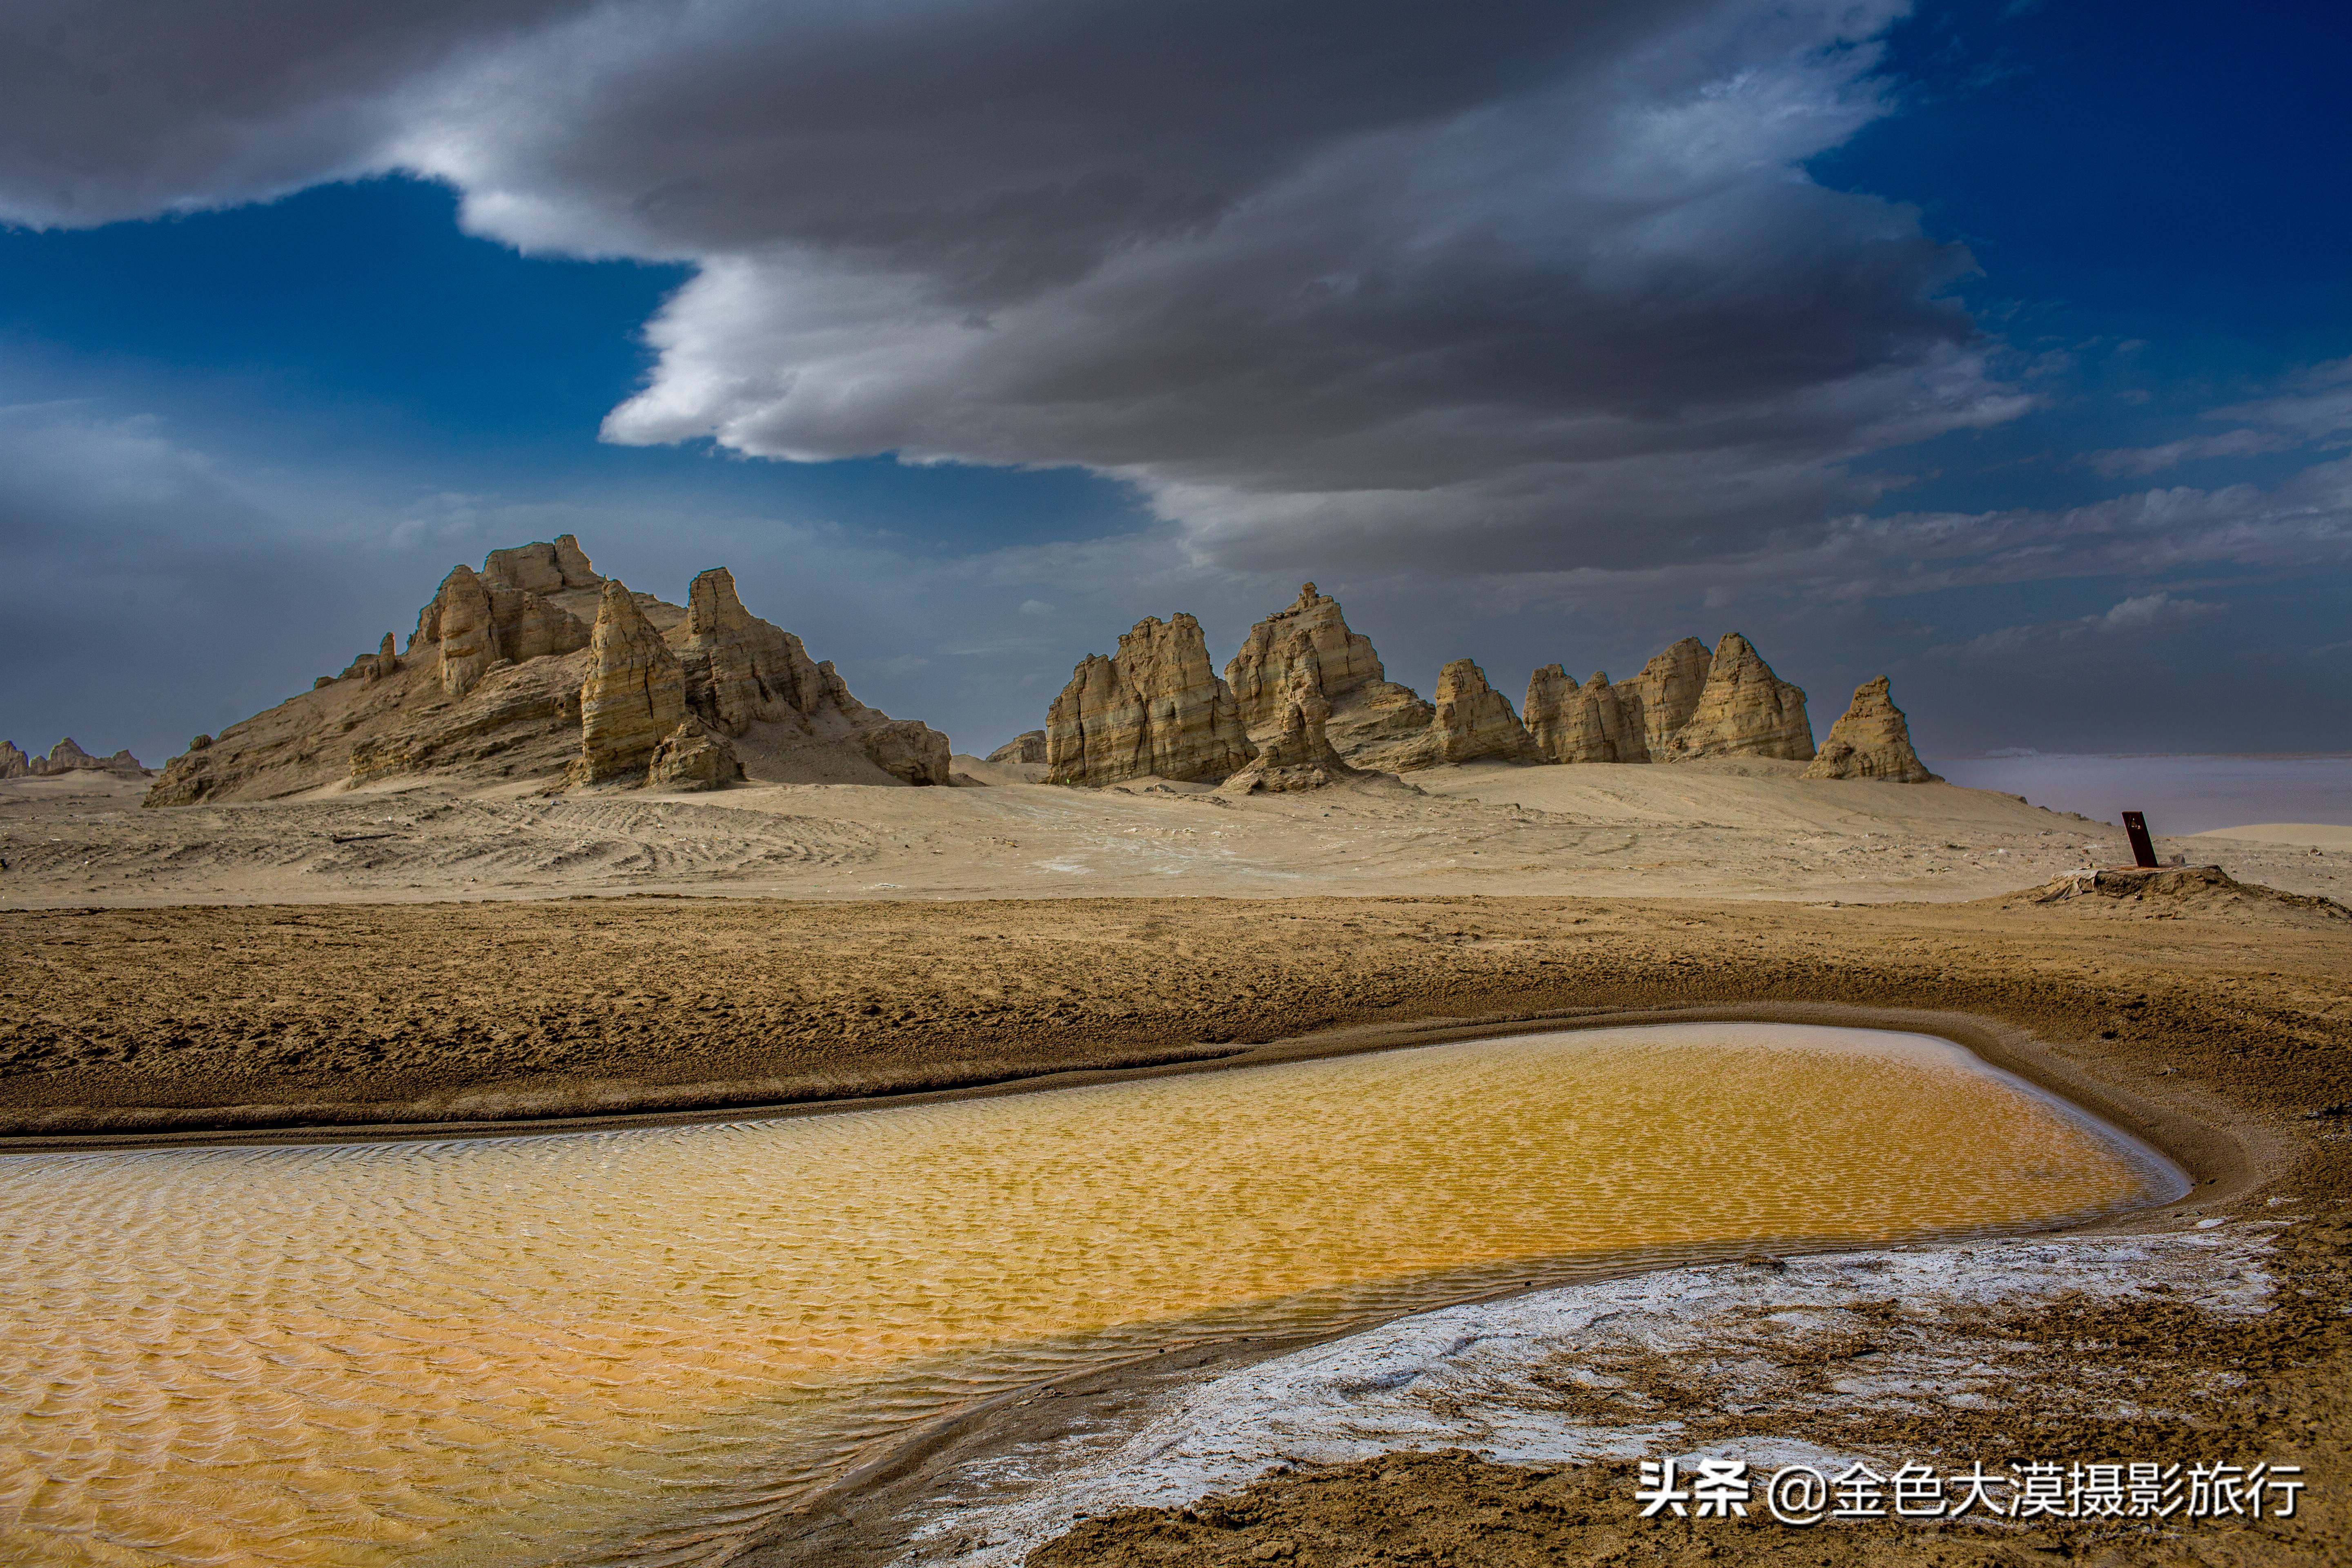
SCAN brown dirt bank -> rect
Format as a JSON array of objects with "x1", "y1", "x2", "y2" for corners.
[{"x1": 1, "y1": 886, "x2": 2344, "y2": 1147}]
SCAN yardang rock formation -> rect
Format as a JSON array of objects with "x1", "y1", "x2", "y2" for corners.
[
  {"x1": 1528, "y1": 634, "x2": 1815, "y2": 766},
  {"x1": 1046, "y1": 585, "x2": 1860, "y2": 789},
  {"x1": 1223, "y1": 584, "x2": 1434, "y2": 770},
  {"x1": 147, "y1": 535, "x2": 948, "y2": 805},
  {"x1": 1803, "y1": 676, "x2": 1939, "y2": 783},
  {"x1": 1661, "y1": 634, "x2": 1815, "y2": 762},
  {"x1": 1046, "y1": 614, "x2": 1256, "y2": 786}
]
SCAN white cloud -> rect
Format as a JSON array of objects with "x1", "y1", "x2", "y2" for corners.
[
  {"x1": 2208, "y1": 356, "x2": 2352, "y2": 443},
  {"x1": 2086, "y1": 428, "x2": 2297, "y2": 477},
  {"x1": 2093, "y1": 590, "x2": 2226, "y2": 633},
  {"x1": 1933, "y1": 592, "x2": 2229, "y2": 666},
  {"x1": 2087, "y1": 356, "x2": 2352, "y2": 477}
]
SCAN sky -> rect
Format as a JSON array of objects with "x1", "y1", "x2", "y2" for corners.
[{"x1": 1, "y1": 0, "x2": 2347, "y2": 769}]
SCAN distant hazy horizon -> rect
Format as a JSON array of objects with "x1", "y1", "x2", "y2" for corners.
[{"x1": 1928, "y1": 753, "x2": 2352, "y2": 836}]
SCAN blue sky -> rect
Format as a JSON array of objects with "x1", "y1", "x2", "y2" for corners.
[{"x1": 1, "y1": 0, "x2": 2345, "y2": 768}]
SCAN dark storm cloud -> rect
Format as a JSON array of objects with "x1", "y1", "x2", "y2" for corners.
[
  {"x1": 0, "y1": 0, "x2": 2027, "y2": 571},
  {"x1": 0, "y1": 0, "x2": 585, "y2": 223}
]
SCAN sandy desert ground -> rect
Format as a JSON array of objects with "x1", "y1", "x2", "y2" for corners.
[
  {"x1": 3, "y1": 758, "x2": 2346, "y2": 910},
  {"x1": 2, "y1": 760, "x2": 2347, "y2": 1567}
]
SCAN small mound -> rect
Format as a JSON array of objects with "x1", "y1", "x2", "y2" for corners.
[{"x1": 2002, "y1": 864, "x2": 2352, "y2": 925}]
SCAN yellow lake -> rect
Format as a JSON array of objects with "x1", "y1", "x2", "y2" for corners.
[{"x1": 0, "y1": 1023, "x2": 2180, "y2": 1566}]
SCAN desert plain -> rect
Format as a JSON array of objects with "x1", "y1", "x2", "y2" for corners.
[{"x1": 2, "y1": 745, "x2": 2349, "y2": 1568}]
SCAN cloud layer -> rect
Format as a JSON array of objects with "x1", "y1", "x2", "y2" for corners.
[{"x1": 2, "y1": 0, "x2": 2031, "y2": 571}]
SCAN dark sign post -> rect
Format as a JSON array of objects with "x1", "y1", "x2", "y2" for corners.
[{"x1": 2121, "y1": 811, "x2": 2159, "y2": 869}]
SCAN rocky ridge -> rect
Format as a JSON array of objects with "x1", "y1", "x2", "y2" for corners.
[
  {"x1": 0, "y1": 738, "x2": 148, "y2": 779},
  {"x1": 146, "y1": 535, "x2": 947, "y2": 805},
  {"x1": 1046, "y1": 585, "x2": 1846, "y2": 789}
]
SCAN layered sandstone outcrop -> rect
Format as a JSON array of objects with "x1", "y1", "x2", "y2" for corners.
[
  {"x1": 1613, "y1": 637, "x2": 1713, "y2": 757},
  {"x1": 1, "y1": 738, "x2": 147, "y2": 778},
  {"x1": 146, "y1": 535, "x2": 952, "y2": 804},
  {"x1": 1043, "y1": 582, "x2": 1836, "y2": 785},
  {"x1": 1225, "y1": 585, "x2": 1433, "y2": 768},
  {"x1": 482, "y1": 534, "x2": 602, "y2": 597},
  {"x1": 1528, "y1": 633, "x2": 1816, "y2": 765},
  {"x1": 1525, "y1": 668, "x2": 1644, "y2": 764},
  {"x1": 679, "y1": 567, "x2": 820, "y2": 733},
  {"x1": 1662, "y1": 633, "x2": 1815, "y2": 762},
  {"x1": 1803, "y1": 676, "x2": 1938, "y2": 782},
  {"x1": 412, "y1": 562, "x2": 592, "y2": 699},
  {"x1": 987, "y1": 731, "x2": 1047, "y2": 765},
  {"x1": 669, "y1": 568, "x2": 948, "y2": 786},
  {"x1": 1047, "y1": 614, "x2": 1255, "y2": 786},
  {"x1": 1415, "y1": 659, "x2": 1537, "y2": 767},
  {"x1": 575, "y1": 581, "x2": 691, "y2": 784}
]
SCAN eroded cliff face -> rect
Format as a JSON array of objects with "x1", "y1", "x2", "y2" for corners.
[
  {"x1": 1803, "y1": 676, "x2": 1938, "y2": 783},
  {"x1": 679, "y1": 567, "x2": 822, "y2": 735},
  {"x1": 1662, "y1": 633, "x2": 1815, "y2": 762},
  {"x1": 482, "y1": 535, "x2": 602, "y2": 598},
  {"x1": 145, "y1": 536, "x2": 951, "y2": 804},
  {"x1": 413, "y1": 561, "x2": 593, "y2": 700},
  {"x1": 1047, "y1": 614, "x2": 1256, "y2": 786}
]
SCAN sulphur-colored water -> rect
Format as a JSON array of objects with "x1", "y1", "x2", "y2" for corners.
[{"x1": 0, "y1": 1024, "x2": 2176, "y2": 1567}]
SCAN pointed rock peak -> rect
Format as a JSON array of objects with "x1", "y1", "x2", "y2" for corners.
[
  {"x1": 1804, "y1": 675, "x2": 1938, "y2": 783},
  {"x1": 1435, "y1": 658, "x2": 1488, "y2": 695},
  {"x1": 1227, "y1": 579, "x2": 1394, "y2": 745},
  {"x1": 592, "y1": 577, "x2": 658, "y2": 639},
  {"x1": 1711, "y1": 631, "x2": 1764, "y2": 668}
]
